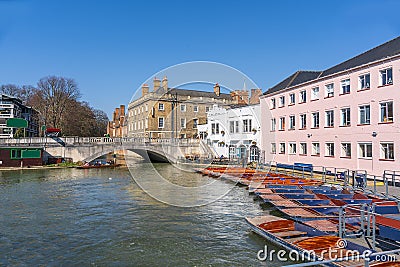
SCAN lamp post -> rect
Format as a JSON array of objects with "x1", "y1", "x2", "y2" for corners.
[{"x1": 170, "y1": 92, "x2": 178, "y2": 142}]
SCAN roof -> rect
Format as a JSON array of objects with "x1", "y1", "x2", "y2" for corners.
[
  {"x1": 263, "y1": 71, "x2": 322, "y2": 95},
  {"x1": 320, "y1": 36, "x2": 400, "y2": 77},
  {"x1": 264, "y1": 36, "x2": 400, "y2": 96},
  {"x1": 166, "y1": 88, "x2": 233, "y2": 100}
]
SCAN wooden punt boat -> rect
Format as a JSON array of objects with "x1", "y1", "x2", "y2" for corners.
[{"x1": 246, "y1": 215, "x2": 379, "y2": 267}]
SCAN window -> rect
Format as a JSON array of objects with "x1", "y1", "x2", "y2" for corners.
[
  {"x1": 271, "y1": 118, "x2": 276, "y2": 131},
  {"x1": 181, "y1": 118, "x2": 186, "y2": 128},
  {"x1": 211, "y1": 123, "x2": 219, "y2": 134},
  {"x1": 289, "y1": 115, "x2": 295, "y2": 130},
  {"x1": 10, "y1": 149, "x2": 22, "y2": 159},
  {"x1": 180, "y1": 104, "x2": 186, "y2": 112},
  {"x1": 380, "y1": 68, "x2": 393, "y2": 86},
  {"x1": 358, "y1": 143, "x2": 372, "y2": 159},
  {"x1": 312, "y1": 112, "x2": 320, "y2": 128},
  {"x1": 311, "y1": 87, "x2": 319, "y2": 100},
  {"x1": 299, "y1": 143, "x2": 307, "y2": 155},
  {"x1": 279, "y1": 96, "x2": 285, "y2": 107},
  {"x1": 380, "y1": 101, "x2": 393, "y2": 123},
  {"x1": 229, "y1": 145, "x2": 236, "y2": 158},
  {"x1": 359, "y1": 73, "x2": 370, "y2": 90},
  {"x1": 279, "y1": 143, "x2": 286, "y2": 154},
  {"x1": 359, "y1": 105, "x2": 371, "y2": 125},
  {"x1": 271, "y1": 143, "x2": 276, "y2": 154},
  {"x1": 289, "y1": 93, "x2": 295, "y2": 105},
  {"x1": 312, "y1": 143, "x2": 320, "y2": 155},
  {"x1": 341, "y1": 143, "x2": 351, "y2": 158},
  {"x1": 289, "y1": 143, "x2": 297, "y2": 154},
  {"x1": 235, "y1": 121, "x2": 239, "y2": 133},
  {"x1": 299, "y1": 90, "x2": 307, "y2": 103},
  {"x1": 206, "y1": 106, "x2": 210, "y2": 112},
  {"x1": 270, "y1": 98, "x2": 276, "y2": 109},
  {"x1": 158, "y1": 103, "x2": 164, "y2": 111},
  {"x1": 134, "y1": 109, "x2": 137, "y2": 116},
  {"x1": 229, "y1": 121, "x2": 235, "y2": 134},
  {"x1": 325, "y1": 83, "x2": 334, "y2": 97},
  {"x1": 193, "y1": 105, "x2": 198, "y2": 112},
  {"x1": 325, "y1": 110, "x2": 334, "y2": 127},
  {"x1": 250, "y1": 146, "x2": 260, "y2": 162},
  {"x1": 243, "y1": 119, "x2": 252, "y2": 132},
  {"x1": 145, "y1": 104, "x2": 148, "y2": 112},
  {"x1": 325, "y1": 143, "x2": 335, "y2": 157},
  {"x1": 340, "y1": 79, "x2": 350, "y2": 94},
  {"x1": 380, "y1": 143, "x2": 394, "y2": 160},
  {"x1": 340, "y1": 108, "x2": 351, "y2": 126},
  {"x1": 145, "y1": 118, "x2": 148, "y2": 128},
  {"x1": 193, "y1": 119, "x2": 198, "y2": 129},
  {"x1": 279, "y1": 117, "x2": 285, "y2": 130},
  {"x1": 158, "y1": 117, "x2": 164, "y2": 128},
  {"x1": 300, "y1": 114, "x2": 306, "y2": 129}
]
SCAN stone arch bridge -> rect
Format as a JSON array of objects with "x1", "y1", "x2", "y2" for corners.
[{"x1": 0, "y1": 137, "x2": 216, "y2": 163}]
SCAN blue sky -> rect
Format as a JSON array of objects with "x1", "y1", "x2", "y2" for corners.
[{"x1": 1, "y1": 0, "x2": 399, "y2": 118}]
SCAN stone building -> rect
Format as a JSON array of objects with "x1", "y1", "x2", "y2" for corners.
[
  {"x1": 107, "y1": 105, "x2": 127, "y2": 137},
  {"x1": 127, "y1": 77, "x2": 260, "y2": 139}
]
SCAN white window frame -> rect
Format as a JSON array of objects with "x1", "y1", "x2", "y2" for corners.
[
  {"x1": 325, "y1": 83, "x2": 334, "y2": 98},
  {"x1": 158, "y1": 117, "x2": 164, "y2": 128},
  {"x1": 325, "y1": 110, "x2": 334, "y2": 127},
  {"x1": 340, "y1": 107, "x2": 351, "y2": 126},
  {"x1": 180, "y1": 104, "x2": 186, "y2": 112},
  {"x1": 359, "y1": 105, "x2": 371, "y2": 125},
  {"x1": 300, "y1": 114, "x2": 306, "y2": 129},
  {"x1": 341, "y1": 143, "x2": 351, "y2": 158},
  {"x1": 279, "y1": 143, "x2": 286, "y2": 154},
  {"x1": 380, "y1": 67, "x2": 393, "y2": 86},
  {"x1": 289, "y1": 93, "x2": 295, "y2": 105},
  {"x1": 380, "y1": 143, "x2": 394, "y2": 160},
  {"x1": 158, "y1": 103, "x2": 164, "y2": 111},
  {"x1": 380, "y1": 101, "x2": 394, "y2": 123},
  {"x1": 270, "y1": 98, "x2": 276, "y2": 109},
  {"x1": 271, "y1": 118, "x2": 276, "y2": 131},
  {"x1": 289, "y1": 143, "x2": 297, "y2": 154},
  {"x1": 312, "y1": 142, "x2": 320, "y2": 156},
  {"x1": 289, "y1": 115, "x2": 295, "y2": 130},
  {"x1": 193, "y1": 105, "x2": 198, "y2": 112},
  {"x1": 358, "y1": 73, "x2": 370, "y2": 90},
  {"x1": 180, "y1": 118, "x2": 186, "y2": 129},
  {"x1": 279, "y1": 96, "x2": 285, "y2": 107},
  {"x1": 325, "y1": 143, "x2": 335, "y2": 157},
  {"x1": 312, "y1": 112, "x2": 320, "y2": 128},
  {"x1": 358, "y1": 143, "x2": 372, "y2": 159},
  {"x1": 279, "y1": 117, "x2": 285, "y2": 131},
  {"x1": 311, "y1": 87, "x2": 319, "y2": 100},
  {"x1": 193, "y1": 118, "x2": 198, "y2": 129},
  {"x1": 271, "y1": 143, "x2": 276, "y2": 154},
  {"x1": 299, "y1": 90, "x2": 307, "y2": 103},
  {"x1": 340, "y1": 79, "x2": 350, "y2": 94},
  {"x1": 300, "y1": 143, "x2": 307, "y2": 155}
]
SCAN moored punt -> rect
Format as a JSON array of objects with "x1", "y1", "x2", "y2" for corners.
[{"x1": 245, "y1": 215, "x2": 377, "y2": 267}]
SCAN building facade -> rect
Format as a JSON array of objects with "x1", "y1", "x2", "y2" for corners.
[
  {"x1": 127, "y1": 77, "x2": 259, "y2": 139},
  {"x1": 0, "y1": 94, "x2": 39, "y2": 138},
  {"x1": 204, "y1": 104, "x2": 261, "y2": 162},
  {"x1": 260, "y1": 37, "x2": 400, "y2": 176},
  {"x1": 107, "y1": 105, "x2": 127, "y2": 137}
]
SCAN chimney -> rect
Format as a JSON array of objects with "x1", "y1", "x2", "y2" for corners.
[
  {"x1": 153, "y1": 77, "x2": 161, "y2": 92},
  {"x1": 115, "y1": 108, "x2": 120, "y2": 120},
  {"x1": 213, "y1": 83, "x2": 220, "y2": 96},
  {"x1": 162, "y1": 76, "x2": 168, "y2": 92},
  {"x1": 249, "y1": 89, "x2": 262, "y2": 105},
  {"x1": 142, "y1": 84, "x2": 149, "y2": 96},
  {"x1": 120, "y1": 105, "x2": 125, "y2": 117}
]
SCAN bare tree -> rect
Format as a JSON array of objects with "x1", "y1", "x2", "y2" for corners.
[{"x1": 36, "y1": 76, "x2": 81, "y2": 128}]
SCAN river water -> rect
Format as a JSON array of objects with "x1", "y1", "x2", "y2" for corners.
[{"x1": 0, "y1": 163, "x2": 284, "y2": 266}]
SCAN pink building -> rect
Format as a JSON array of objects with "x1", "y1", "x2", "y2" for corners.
[{"x1": 260, "y1": 37, "x2": 400, "y2": 176}]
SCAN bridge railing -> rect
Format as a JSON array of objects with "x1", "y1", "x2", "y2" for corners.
[{"x1": 0, "y1": 136, "x2": 201, "y2": 146}]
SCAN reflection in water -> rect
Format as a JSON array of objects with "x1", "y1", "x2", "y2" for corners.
[{"x1": 0, "y1": 165, "x2": 282, "y2": 266}]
